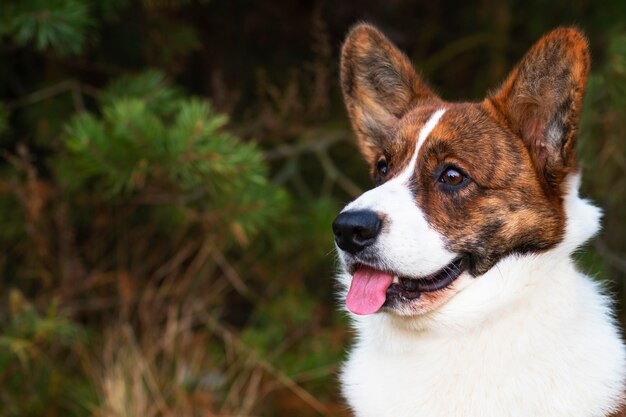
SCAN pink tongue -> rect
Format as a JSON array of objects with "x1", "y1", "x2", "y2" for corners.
[{"x1": 346, "y1": 267, "x2": 393, "y2": 315}]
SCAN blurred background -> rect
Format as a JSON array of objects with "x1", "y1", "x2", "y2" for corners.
[{"x1": 1, "y1": 0, "x2": 625, "y2": 416}]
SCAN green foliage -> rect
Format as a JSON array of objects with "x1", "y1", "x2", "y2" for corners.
[
  {"x1": 1, "y1": 0, "x2": 93, "y2": 55},
  {"x1": 0, "y1": 290, "x2": 93, "y2": 417},
  {"x1": 100, "y1": 70, "x2": 185, "y2": 113},
  {"x1": 57, "y1": 71, "x2": 287, "y2": 239},
  {"x1": 0, "y1": 291, "x2": 80, "y2": 366},
  {"x1": 0, "y1": 68, "x2": 293, "y2": 416}
]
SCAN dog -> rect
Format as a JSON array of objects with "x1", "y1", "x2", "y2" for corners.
[{"x1": 332, "y1": 24, "x2": 626, "y2": 417}]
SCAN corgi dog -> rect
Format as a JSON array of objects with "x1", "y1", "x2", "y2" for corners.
[{"x1": 332, "y1": 24, "x2": 626, "y2": 417}]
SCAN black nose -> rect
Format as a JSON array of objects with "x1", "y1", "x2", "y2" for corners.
[{"x1": 332, "y1": 210, "x2": 382, "y2": 254}]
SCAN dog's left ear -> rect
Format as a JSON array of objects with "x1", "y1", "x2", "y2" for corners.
[{"x1": 488, "y1": 27, "x2": 590, "y2": 188}]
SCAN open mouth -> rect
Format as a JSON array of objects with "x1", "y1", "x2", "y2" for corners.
[
  {"x1": 345, "y1": 257, "x2": 466, "y2": 315},
  {"x1": 387, "y1": 257, "x2": 466, "y2": 298}
]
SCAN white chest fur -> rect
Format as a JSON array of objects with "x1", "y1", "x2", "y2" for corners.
[{"x1": 342, "y1": 269, "x2": 625, "y2": 417}]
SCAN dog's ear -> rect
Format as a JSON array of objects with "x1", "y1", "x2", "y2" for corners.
[
  {"x1": 340, "y1": 24, "x2": 439, "y2": 164},
  {"x1": 488, "y1": 27, "x2": 590, "y2": 189}
]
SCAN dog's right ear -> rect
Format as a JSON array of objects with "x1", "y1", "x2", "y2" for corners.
[{"x1": 340, "y1": 24, "x2": 439, "y2": 164}]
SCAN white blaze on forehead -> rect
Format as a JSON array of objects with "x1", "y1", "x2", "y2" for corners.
[{"x1": 396, "y1": 108, "x2": 446, "y2": 183}]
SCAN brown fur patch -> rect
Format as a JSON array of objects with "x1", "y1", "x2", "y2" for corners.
[{"x1": 412, "y1": 104, "x2": 563, "y2": 274}]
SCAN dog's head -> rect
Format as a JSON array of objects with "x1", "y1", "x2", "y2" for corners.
[{"x1": 333, "y1": 24, "x2": 591, "y2": 317}]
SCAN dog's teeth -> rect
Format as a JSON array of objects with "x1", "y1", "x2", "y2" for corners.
[{"x1": 392, "y1": 276, "x2": 399, "y2": 284}]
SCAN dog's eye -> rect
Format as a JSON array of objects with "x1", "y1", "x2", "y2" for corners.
[
  {"x1": 439, "y1": 167, "x2": 466, "y2": 187},
  {"x1": 376, "y1": 159, "x2": 388, "y2": 176},
  {"x1": 375, "y1": 159, "x2": 388, "y2": 185}
]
